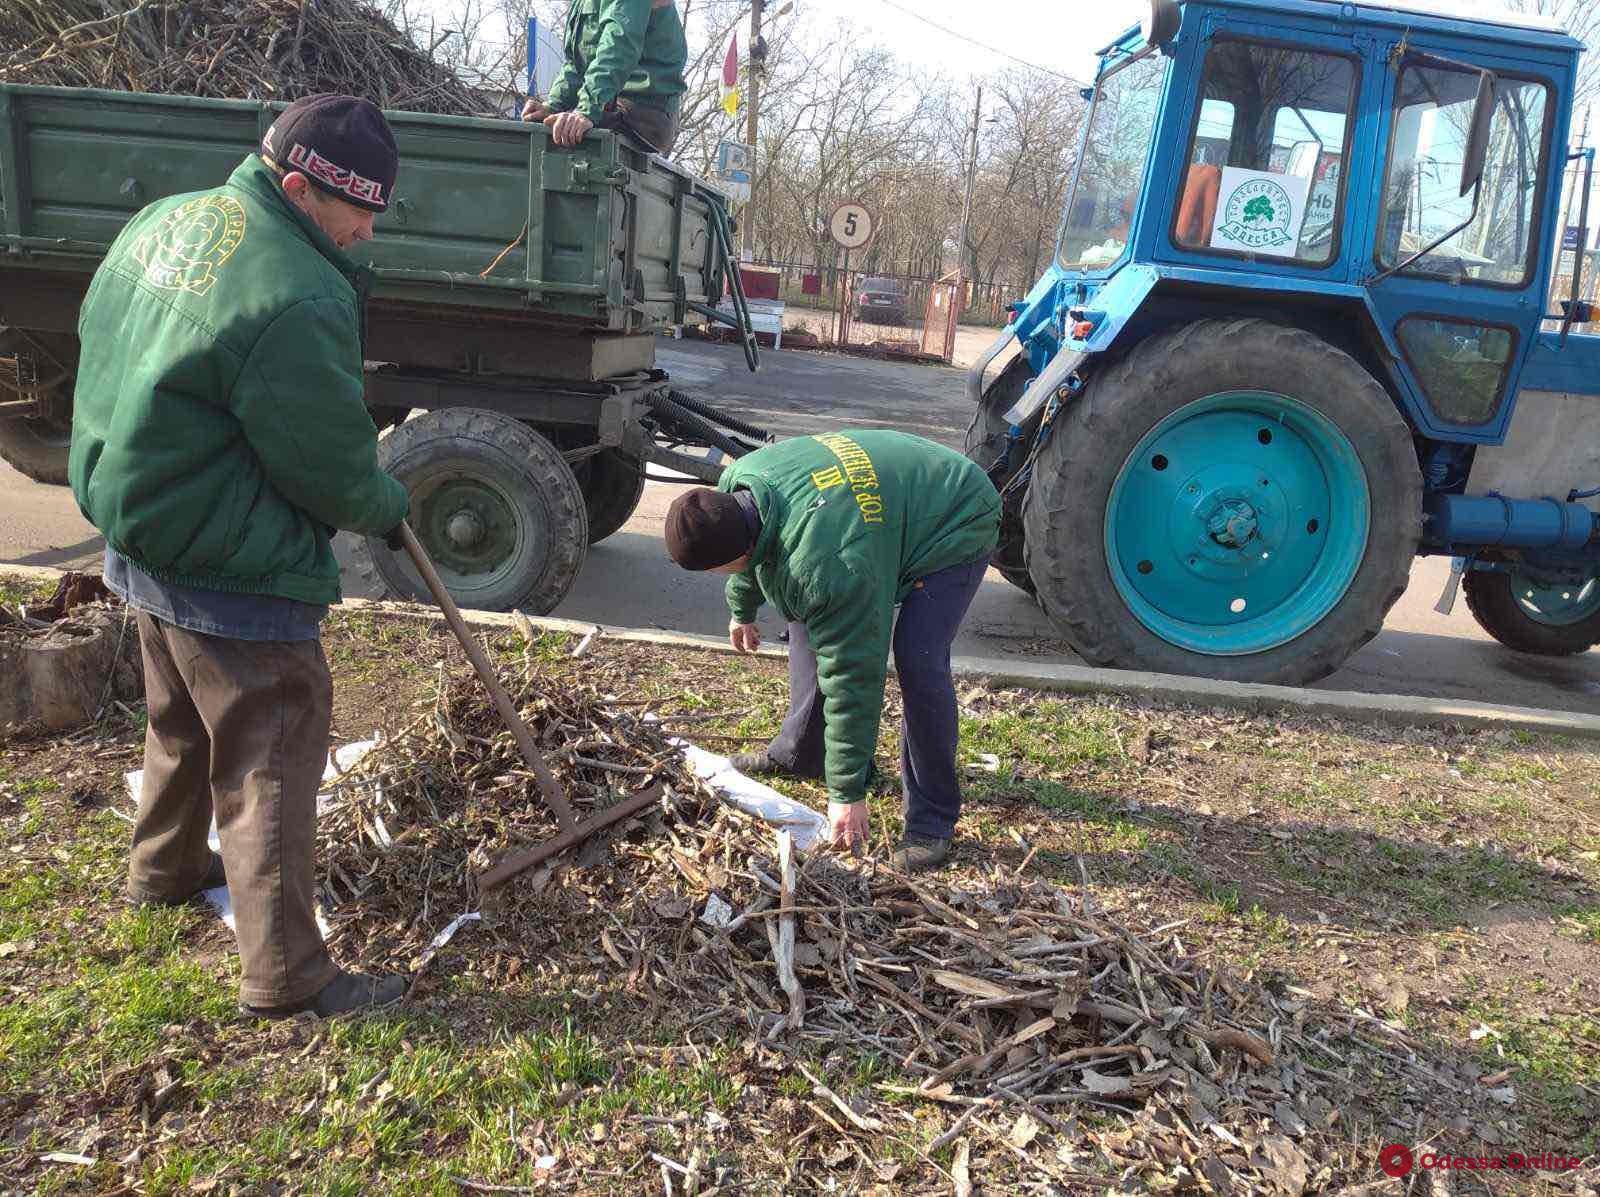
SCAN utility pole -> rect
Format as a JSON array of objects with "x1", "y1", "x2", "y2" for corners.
[
  {"x1": 741, "y1": 0, "x2": 765, "y2": 261},
  {"x1": 955, "y1": 84, "x2": 983, "y2": 288}
]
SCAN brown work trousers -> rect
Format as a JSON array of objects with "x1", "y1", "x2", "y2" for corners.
[
  {"x1": 601, "y1": 98, "x2": 679, "y2": 154},
  {"x1": 127, "y1": 613, "x2": 338, "y2": 1007}
]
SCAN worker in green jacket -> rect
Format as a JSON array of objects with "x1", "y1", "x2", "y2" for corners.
[
  {"x1": 664, "y1": 431, "x2": 1001, "y2": 870},
  {"x1": 70, "y1": 95, "x2": 411, "y2": 1020},
  {"x1": 521, "y1": 0, "x2": 688, "y2": 153}
]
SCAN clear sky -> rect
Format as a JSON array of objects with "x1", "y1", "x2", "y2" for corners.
[{"x1": 778, "y1": 0, "x2": 1146, "y2": 87}]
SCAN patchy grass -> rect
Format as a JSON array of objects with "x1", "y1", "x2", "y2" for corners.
[{"x1": 3, "y1": 605, "x2": 1599, "y2": 1193}]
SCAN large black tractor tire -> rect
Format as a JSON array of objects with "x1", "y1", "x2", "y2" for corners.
[
  {"x1": 1022, "y1": 319, "x2": 1422, "y2": 686},
  {"x1": 574, "y1": 448, "x2": 647, "y2": 545},
  {"x1": 1463, "y1": 568, "x2": 1600, "y2": 655},
  {"x1": 0, "y1": 330, "x2": 77, "y2": 485},
  {"x1": 963, "y1": 352, "x2": 1036, "y2": 594},
  {"x1": 349, "y1": 409, "x2": 587, "y2": 614}
]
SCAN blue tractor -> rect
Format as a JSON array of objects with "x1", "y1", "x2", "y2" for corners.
[{"x1": 968, "y1": 0, "x2": 1600, "y2": 684}]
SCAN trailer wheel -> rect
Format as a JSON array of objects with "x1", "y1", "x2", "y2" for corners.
[
  {"x1": 350, "y1": 409, "x2": 587, "y2": 613},
  {"x1": 0, "y1": 414, "x2": 71, "y2": 485},
  {"x1": 963, "y1": 352, "x2": 1036, "y2": 594},
  {"x1": 1463, "y1": 566, "x2": 1600, "y2": 655},
  {"x1": 0, "y1": 330, "x2": 76, "y2": 485},
  {"x1": 574, "y1": 448, "x2": 646, "y2": 544},
  {"x1": 1023, "y1": 319, "x2": 1421, "y2": 685}
]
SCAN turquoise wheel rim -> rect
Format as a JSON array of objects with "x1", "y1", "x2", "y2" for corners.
[
  {"x1": 1104, "y1": 390, "x2": 1370, "y2": 656},
  {"x1": 1507, "y1": 570, "x2": 1600, "y2": 626}
]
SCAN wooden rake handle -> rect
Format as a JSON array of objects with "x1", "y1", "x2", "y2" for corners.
[{"x1": 397, "y1": 522, "x2": 576, "y2": 830}]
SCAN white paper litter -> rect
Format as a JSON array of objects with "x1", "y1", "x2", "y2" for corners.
[
  {"x1": 676, "y1": 741, "x2": 829, "y2": 851},
  {"x1": 700, "y1": 893, "x2": 735, "y2": 929}
]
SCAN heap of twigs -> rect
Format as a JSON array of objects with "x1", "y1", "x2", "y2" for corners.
[
  {"x1": 0, "y1": 0, "x2": 493, "y2": 114},
  {"x1": 319, "y1": 639, "x2": 1350, "y2": 1190}
]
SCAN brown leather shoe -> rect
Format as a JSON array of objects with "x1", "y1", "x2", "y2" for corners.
[
  {"x1": 126, "y1": 852, "x2": 227, "y2": 908},
  {"x1": 240, "y1": 970, "x2": 410, "y2": 1020}
]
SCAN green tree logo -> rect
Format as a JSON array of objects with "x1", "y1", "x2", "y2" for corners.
[{"x1": 1243, "y1": 194, "x2": 1276, "y2": 224}]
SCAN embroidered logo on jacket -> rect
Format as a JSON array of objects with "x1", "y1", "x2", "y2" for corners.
[{"x1": 130, "y1": 195, "x2": 247, "y2": 297}]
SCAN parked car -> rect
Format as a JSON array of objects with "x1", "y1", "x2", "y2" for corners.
[{"x1": 855, "y1": 276, "x2": 908, "y2": 325}]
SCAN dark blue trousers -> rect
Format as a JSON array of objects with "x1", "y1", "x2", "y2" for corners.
[{"x1": 766, "y1": 555, "x2": 988, "y2": 839}]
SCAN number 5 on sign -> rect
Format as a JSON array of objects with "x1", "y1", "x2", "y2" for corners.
[{"x1": 829, "y1": 201, "x2": 875, "y2": 250}]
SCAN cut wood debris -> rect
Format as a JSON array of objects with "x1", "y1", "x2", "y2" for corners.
[
  {"x1": 0, "y1": 0, "x2": 493, "y2": 114},
  {"x1": 302, "y1": 636, "x2": 1520, "y2": 1192}
]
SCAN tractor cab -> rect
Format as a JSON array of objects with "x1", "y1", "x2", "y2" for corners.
[{"x1": 969, "y1": 0, "x2": 1600, "y2": 684}]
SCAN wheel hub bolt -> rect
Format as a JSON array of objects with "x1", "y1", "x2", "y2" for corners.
[
  {"x1": 446, "y1": 510, "x2": 485, "y2": 549},
  {"x1": 1207, "y1": 499, "x2": 1259, "y2": 549}
]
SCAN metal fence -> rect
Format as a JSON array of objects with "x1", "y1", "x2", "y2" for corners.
[{"x1": 733, "y1": 260, "x2": 1016, "y2": 360}]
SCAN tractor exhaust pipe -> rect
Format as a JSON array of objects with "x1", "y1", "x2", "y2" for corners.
[{"x1": 1425, "y1": 493, "x2": 1600, "y2": 550}]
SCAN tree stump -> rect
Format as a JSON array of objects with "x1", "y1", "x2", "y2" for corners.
[{"x1": 0, "y1": 604, "x2": 143, "y2": 737}]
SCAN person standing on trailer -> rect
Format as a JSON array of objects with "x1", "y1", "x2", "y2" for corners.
[
  {"x1": 69, "y1": 95, "x2": 412, "y2": 1020},
  {"x1": 662, "y1": 431, "x2": 1001, "y2": 871},
  {"x1": 521, "y1": 0, "x2": 689, "y2": 153}
]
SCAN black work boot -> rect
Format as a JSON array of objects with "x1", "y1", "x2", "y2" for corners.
[
  {"x1": 127, "y1": 852, "x2": 228, "y2": 908},
  {"x1": 240, "y1": 970, "x2": 410, "y2": 1020},
  {"x1": 891, "y1": 835, "x2": 953, "y2": 872},
  {"x1": 731, "y1": 750, "x2": 791, "y2": 777}
]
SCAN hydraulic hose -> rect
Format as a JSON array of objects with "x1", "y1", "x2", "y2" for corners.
[
  {"x1": 644, "y1": 390, "x2": 751, "y2": 460},
  {"x1": 665, "y1": 389, "x2": 772, "y2": 442}
]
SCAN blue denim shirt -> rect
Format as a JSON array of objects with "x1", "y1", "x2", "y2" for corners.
[{"x1": 104, "y1": 547, "x2": 327, "y2": 641}]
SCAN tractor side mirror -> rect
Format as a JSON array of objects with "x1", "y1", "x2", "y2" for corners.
[
  {"x1": 1141, "y1": 0, "x2": 1181, "y2": 47},
  {"x1": 1460, "y1": 70, "x2": 1497, "y2": 197}
]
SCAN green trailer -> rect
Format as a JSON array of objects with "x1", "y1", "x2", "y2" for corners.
[{"x1": 0, "y1": 83, "x2": 761, "y2": 611}]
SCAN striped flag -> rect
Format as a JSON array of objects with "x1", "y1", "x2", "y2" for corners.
[{"x1": 721, "y1": 33, "x2": 740, "y2": 118}]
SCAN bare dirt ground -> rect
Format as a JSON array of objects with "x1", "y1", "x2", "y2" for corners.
[{"x1": 2, "y1": 573, "x2": 1598, "y2": 1195}]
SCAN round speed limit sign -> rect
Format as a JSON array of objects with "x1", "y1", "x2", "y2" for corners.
[{"x1": 829, "y1": 201, "x2": 875, "y2": 250}]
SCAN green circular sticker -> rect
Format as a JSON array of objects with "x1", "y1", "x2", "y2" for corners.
[{"x1": 1218, "y1": 178, "x2": 1295, "y2": 251}]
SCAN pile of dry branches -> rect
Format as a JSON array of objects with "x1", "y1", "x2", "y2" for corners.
[
  {"x1": 319, "y1": 644, "x2": 1352, "y2": 1190},
  {"x1": 0, "y1": 0, "x2": 489, "y2": 113}
]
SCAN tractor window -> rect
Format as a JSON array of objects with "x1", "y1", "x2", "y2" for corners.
[
  {"x1": 1396, "y1": 317, "x2": 1516, "y2": 425},
  {"x1": 1057, "y1": 51, "x2": 1167, "y2": 272},
  {"x1": 1174, "y1": 40, "x2": 1357, "y2": 264},
  {"x1": 1378, "y1": 68, "x2": 1550, "y2": 287}
]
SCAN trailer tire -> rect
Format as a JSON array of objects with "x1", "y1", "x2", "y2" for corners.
[
  {"x1": 576, "y1": 449, "x2": 647, "y2": 544},
  {"x1": 1463, "y1": 567, "x2": 1600, "y2": 655},
  {"x1": 963, "y1": 352, "x2": 1036, "y2": 595},
  {"x1": 1023, "y1": 319, "x2": 1421, "y2": 685},
  {"x1": 349, "y1": 409, "x2": 587, "y2": 614},
  {"x1": 0, "y1": 415, "x2": 71, "y2": 485},
  {"x1": 0, "y1": 329, "x2": 76, "y2": 486}
]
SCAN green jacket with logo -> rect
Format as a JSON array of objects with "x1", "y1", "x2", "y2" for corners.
[
  {"x1": 719, "y1": 431, "x2": 1000, "y2": 805},
  {"x1": 545, "y1": 0, "x2": 688, "y2": 122},
  {"x1": 69, "y1": 156, "x2": 409, "y2": 606}
]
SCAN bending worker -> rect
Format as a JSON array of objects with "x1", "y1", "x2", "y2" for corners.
[
  {"x1": 521, "y1": 0, "x2": 688, "y2": 153},
  {"x1": 70, "y1": 95, "x2": 412, "y2": 1019},
  {"x1": 664, "y1": 431, "x2": 1001, "y2": 871}
]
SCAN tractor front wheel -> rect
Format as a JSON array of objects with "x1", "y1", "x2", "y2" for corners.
[
  {"x1": 1463, "y1": 565, "x2": 1600, "y2": 655},
  {"x1": 1022, "y1": 319, "x2": 1421, "y2": 685}
]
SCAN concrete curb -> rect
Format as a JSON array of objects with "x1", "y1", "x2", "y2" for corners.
[
  {"x1": 8, "y1": 564, "x2": 1598, "y2": 740},
  {"x1": 340, "y1": 597, "x2": 1600, "y2": 742}
]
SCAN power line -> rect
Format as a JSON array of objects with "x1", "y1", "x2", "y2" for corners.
[{"x1": 867, "y1": 0, "x2": 1088, "y2": 86}]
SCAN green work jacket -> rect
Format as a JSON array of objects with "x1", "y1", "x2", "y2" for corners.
[
  {"x1": 719, "y1": 431, "x2": 1000, "y2": 805},
  {"x1": 545, "y1": 0, "x2": 689, "y2": 122},
  {"x1": 69, "y1": 156, "x2": 408, "y2": 606}
]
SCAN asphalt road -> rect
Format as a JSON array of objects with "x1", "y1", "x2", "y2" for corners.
[{"x1": 7, "y1": 336, "x2": 1600, "y2": 713}]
